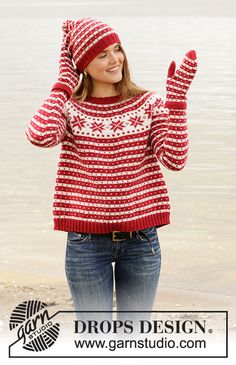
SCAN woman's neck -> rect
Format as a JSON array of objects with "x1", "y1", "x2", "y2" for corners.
[{"x1": 91, "y1": 82, "x2": 118, "y2": 98}]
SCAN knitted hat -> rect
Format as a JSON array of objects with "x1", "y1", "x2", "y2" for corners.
[{"x1": 62, "y1": 18, "x2": 121, "y2": 72}]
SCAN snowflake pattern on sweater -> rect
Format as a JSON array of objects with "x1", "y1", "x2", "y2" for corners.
[
  {"x1": 26, "y1": 91, "x2": 188, "y2": 234},
  {"x1": 67, "y1": 95, "x2": 159, "y2": 137}
]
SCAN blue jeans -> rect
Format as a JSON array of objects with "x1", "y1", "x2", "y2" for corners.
[{"x1": 65, "y1": 226, "x2": 161, "y2": 321}]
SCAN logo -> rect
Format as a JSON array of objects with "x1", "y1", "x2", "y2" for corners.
[{"x1": 9, "y1": 300, "x2": 60, "y2": 352}]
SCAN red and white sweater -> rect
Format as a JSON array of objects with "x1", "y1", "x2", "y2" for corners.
[{"x1": 25, "y1": 90, "x2": 188, "y2": 234}]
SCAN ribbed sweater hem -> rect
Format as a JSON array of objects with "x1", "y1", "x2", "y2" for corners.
[{"x1": 53, "y1": 213, "x2": 170, "y2": 234}]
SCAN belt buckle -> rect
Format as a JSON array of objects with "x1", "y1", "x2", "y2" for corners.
[{"x1": 112, "y1": 231, "x2": 132, "y2": 242}]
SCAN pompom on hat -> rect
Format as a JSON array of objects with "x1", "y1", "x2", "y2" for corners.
[{"x1": 62, "y1": 18, "x2": 121, "y2": 72}]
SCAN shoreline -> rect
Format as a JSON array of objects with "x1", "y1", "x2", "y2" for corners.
[{"x1": 1, "y1": 1, "x2": 236, "y2": 18}]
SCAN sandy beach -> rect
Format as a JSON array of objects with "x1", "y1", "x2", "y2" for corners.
[{"x1": 1, "y1": 278, "x2": 235, "y2": 342}]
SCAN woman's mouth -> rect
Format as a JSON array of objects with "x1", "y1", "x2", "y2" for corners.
[{"x1": 107, "y1": 65, "x2": 120, "y2": 73}]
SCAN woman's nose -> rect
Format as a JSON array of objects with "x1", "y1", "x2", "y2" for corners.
[{"x1": 109, "y1": 52, "x2": 119, "y2": 64}]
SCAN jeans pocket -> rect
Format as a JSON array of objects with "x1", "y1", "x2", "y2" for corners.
[
  {"x1": 137, "y1": 227, "x2": 160, "y2": 255},
  {"x1": 67, "y1": 231, "x2": 90, "y2": 245}
]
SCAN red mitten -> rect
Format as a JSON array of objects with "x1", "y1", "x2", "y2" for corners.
[
  {"x1": 165, "y1": 50, "x2": 198, "y2": 109},
  {"x1": 51, "y1": 20, "x2": 81, "y2": 97}
]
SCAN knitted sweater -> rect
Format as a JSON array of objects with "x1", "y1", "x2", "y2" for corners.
[{"x1": 25, "y1": 90, "x2": 188, "y2": 234}]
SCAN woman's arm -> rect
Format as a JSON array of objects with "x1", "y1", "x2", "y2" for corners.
[
  {"x1": 25, "y1": 89, "x2": 69, "y2": 148},
  {"x1": 25, "y1": 23, "x2": 80, "y2": 148},
  {"x1": 150, "y1": 50, "x2": 197, "y2": 171},
  {"x1": 150, "y1": 98, "x2": 188, "y2": 171}
]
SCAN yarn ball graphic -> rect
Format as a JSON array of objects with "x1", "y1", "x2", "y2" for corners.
[{"x1": 9, "y1": 300, "x2": 60, "y2": 352}]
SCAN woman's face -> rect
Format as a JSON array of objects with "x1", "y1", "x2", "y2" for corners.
[{"x1": 86, "y1": 43, "x2": 124, "y2": 85}]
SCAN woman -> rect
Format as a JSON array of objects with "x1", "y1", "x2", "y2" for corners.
[{"x1": 25, "y1": 18, "x2": 197, "y2": 323}]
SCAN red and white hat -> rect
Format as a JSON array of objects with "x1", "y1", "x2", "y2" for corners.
[{"x1": 62, "y1": 18, "x2": 121, "y2": 72}]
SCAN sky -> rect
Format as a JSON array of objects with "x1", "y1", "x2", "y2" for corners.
[{"x1": 0, "y1": 0, "x2": 236, "y2": 17}]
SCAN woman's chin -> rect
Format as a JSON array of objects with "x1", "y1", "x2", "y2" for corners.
[
  {"x1": 93, "y1": 72, "x2": 123, "y2": 85},
  {"x1": 106, "y1": 73, "x2": 123, "y2": 83}
]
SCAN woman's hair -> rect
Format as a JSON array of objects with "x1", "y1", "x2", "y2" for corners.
[{"x1": 72, "y1": 44, "x2": 150, "y2": 101}]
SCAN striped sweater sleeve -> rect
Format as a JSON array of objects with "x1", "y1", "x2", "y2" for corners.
[
  {"x1": 25, "y1": 89, "x2": 69, "y2": 148},
  {"x1": 150, "y1": 97, "x2": 188, "y2": 171}
]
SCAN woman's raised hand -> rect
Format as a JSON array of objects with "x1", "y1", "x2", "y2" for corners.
[
  {"x1": 51, "y1": 39, "x2": 81, "y2": 97},
  {"x1": 165, "y1": 50, "x2": 198, "y2": 108}
]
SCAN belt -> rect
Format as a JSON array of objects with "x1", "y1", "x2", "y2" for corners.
[{"x1": 111, "y1": 231, "x2": 136, "y2": 242}]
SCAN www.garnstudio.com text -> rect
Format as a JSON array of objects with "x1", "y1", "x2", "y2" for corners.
[{"x1": 74, "y1": 337, "x2": 206, "y2": 351}]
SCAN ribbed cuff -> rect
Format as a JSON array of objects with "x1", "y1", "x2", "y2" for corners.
[
  {"x1": 51, "y1": 82, "x2": 72, "y2": 98},
  {"x1": 165, "y1": 101, "x2": 187, "y2": 109}
]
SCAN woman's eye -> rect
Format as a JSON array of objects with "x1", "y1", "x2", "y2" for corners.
[{"x1": 98, "y1": 46, "x2": 121, "y2": 58}]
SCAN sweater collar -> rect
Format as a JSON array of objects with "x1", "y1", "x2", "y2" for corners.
[{"x1": 85, "y1": 94, "x2": 122, "y2": 104}]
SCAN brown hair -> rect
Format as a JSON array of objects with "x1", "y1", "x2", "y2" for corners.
[{"x1": 72, "y1": 44, "x2": 151, "y2": 101}]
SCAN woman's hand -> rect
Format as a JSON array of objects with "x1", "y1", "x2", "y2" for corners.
[
  {"x1": 51, "y1": 40, "x2": 81, "y2": 97},
  {"x1": 165, "y1": 50, "x2": 198, "y2": 108}
]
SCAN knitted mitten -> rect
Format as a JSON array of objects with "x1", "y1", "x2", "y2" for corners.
[
  {"x1": 151, "y1": 50, "x2": 197, "y2": 171},
  {"x1": 51, "y1": 39, "x2": 81, "y2": 97},
  {"x1": 165, "y1": 50, "x2": 197, "y2": 109}
]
